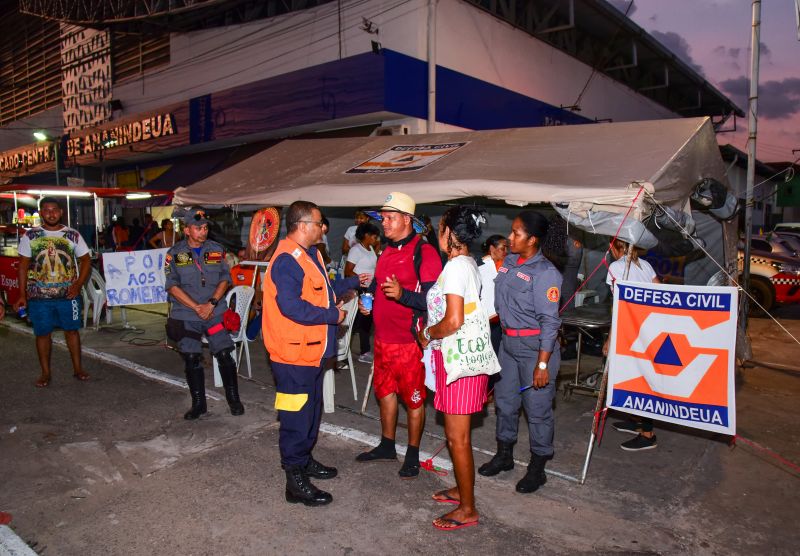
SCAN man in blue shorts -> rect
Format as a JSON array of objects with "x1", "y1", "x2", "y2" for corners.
[{"x1": 14, "y1": 197, "x2": 92, "y2": 387}]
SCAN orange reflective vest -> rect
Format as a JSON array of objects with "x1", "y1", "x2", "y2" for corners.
[{"x1": 262, "y1": 238, "x2": 332, "y2": 366}]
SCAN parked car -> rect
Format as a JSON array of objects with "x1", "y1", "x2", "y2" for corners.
[
  {"x1": 748, "y1": 234, "x2": 800, "y2": 259},
  {"x1": 773, "y1": 223, "x2": 800, "y2": 234},
  {"x1": 738, "y1": 246, "x2": 800, "y2": 313}
]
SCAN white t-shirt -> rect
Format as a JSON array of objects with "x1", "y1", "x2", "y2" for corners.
[
  {"x1": 18, "y1": 225, "x2": 90, "y2": 299},
  {"x1": 477, "y1": 255, "x2": 498, "y2": 319},
  {"x1": 606, "y1": 256, "x2": 657, "y2": 290},
  {"x1": 344, "y1": 225, "x2": 358, "y2": 247},
  {"x1": 425, "y1": 256, "x2": 481, "y2": 349},
  {"x1": 346, "y1": 242, "x2": 377, "y2": 275}
]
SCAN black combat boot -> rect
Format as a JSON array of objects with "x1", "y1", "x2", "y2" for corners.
[
  {"x1": 216, "y1": 349, "x2": 245, "y2": 416},
  {"x1": 515, "y1": 453, "x2": 548, "y2": 494},
  {"x1": 477, "y1": 440, "x2": 515, "y2": 476},
  {"x1": 304, "y1": 456, "x2": 338, "y2": 480},
  {"x1": 183, "y1": 354, "x2": 207, "y2": 420},
  {"x1": 285, "y1": 466, "x2": 333, "y2": 506}
]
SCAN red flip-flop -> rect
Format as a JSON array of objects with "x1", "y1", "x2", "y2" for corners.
[
  {"x1": 431, "y1": 490, "x2": 459, "y2": 505},
  {"x1": 432, "y1": 517, "x2": 479, "y2": 531}
]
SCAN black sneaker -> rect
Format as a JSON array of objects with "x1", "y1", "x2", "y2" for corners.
[
  {"x1": 612, "y1": 421, "x2": 641, "y2": 435},
  {"x1": 398, "y1": 459, "x2": 420, "y2": 479},
  {"x1": 355, "y1": 446, "x2": 397, "y2": 462},
  {"x1": 620, "y1": 434, "x2": 657, "y2": 451}
]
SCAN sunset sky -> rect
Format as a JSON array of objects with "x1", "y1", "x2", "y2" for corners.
[{"x1": 612, "y1": 0, "x2": 800, "y2": 163}]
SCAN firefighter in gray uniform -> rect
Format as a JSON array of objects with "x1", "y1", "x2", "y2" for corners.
[
  {"x1": 478, "y1": 210, "x2": 562, "y2": 493},
  {"x1": 164, "y1": 208, "x2": 244, "y2": 420}
]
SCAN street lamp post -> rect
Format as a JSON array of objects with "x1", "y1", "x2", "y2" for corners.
[{"x1": 33, "y1": 131, "x2": 60, "y2": 186}]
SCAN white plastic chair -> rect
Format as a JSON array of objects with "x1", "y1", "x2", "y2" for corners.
[
  {"x1": 204, "y1": 285, "x2": 255, "y2": 387},
  {"x1": 82, "y1": 268, "x2": 112, "y2": 329},
  {"x1": 323, "y1": 296, "x2": 359, "y2": 413}
]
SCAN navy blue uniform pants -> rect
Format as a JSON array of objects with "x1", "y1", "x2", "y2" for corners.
[
  {"x1": 494, "y1": 334, "x2": 560, "y2": 458},
  {"x1": 271, "y1": 361, "x2": 324, "y2": 468}
]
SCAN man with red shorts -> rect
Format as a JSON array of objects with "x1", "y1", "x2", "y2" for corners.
[{"x1": 356, "y1": 192, "x2": 442, "y2": 478}]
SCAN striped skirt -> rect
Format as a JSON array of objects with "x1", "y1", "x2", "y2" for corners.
[{"x1": 433, "y1": 349, "x2": 489, "y2": 415}]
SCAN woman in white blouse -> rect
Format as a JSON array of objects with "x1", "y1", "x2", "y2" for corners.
[
  {"x1": 345, "y1": 222, "x2": 381, "y2": 362},
  {"x1": 478, "y1": 234, "x2": 508, "y2": 355}
]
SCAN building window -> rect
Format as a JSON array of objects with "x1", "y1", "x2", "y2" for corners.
[
  {"x1": 112, "y1": 32, "x2": 170, "y2": 83},
  {"x1": 0, "y1": 10, "x2": 61, "y2": 126}
]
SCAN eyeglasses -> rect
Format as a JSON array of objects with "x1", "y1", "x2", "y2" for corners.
[{"x1": 299, "y1": 220, "x2": 324, "y2": 228}]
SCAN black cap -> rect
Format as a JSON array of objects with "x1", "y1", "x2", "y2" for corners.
[{"x1": 183, "y1": 208, "x2": 209, "y2": 226}]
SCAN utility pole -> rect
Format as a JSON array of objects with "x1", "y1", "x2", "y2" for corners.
[{"x1": 742, "y1": 0, "x2": 761, "y2": 327}]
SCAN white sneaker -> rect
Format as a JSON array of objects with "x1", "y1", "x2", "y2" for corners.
[{"x1": 358, "y1": 352, "x2": 374, "y2": 364}]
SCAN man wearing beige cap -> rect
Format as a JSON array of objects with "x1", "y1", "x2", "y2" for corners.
[{"x1": 357, "y1": 192, "x2": 442, "y2": 478}]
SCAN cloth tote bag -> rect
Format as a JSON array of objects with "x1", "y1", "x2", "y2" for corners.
[{"x1": 440, "y1": 270, "x2": 501, "y2": 385}]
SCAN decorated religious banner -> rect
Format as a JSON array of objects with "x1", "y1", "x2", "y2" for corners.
[
  {"x1": 102, "y1": 249, "x2": 169, "y2": 306},
  {"x1": 606, "y1": 281, "x2": 738, "y2": 435}
]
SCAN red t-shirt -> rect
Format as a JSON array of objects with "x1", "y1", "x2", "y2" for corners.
[{"x1": 373, "y1": 235, "x2": 442, "y2": 343}]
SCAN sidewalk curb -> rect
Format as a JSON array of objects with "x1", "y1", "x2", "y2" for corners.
[
  {"x1": 0, "y1": 525, "x2": 37, "y2": 556},
  {"x1": 0, "y1": 321, "x2": 222, "y2": 401}
]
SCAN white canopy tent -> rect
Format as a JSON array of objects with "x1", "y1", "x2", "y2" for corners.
[
  {"x1": 174, "y1": 117, "x2": 729, "y2": 221},
  {"x1": 174, "y1": 116, "x2": 745, "y2": 485}
]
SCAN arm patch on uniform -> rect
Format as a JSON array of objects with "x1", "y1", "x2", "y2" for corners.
[
  {"x1": 547, "y1": 287, "x2": 560, "y2": 302},
  {"x1": 204, "y1": 251, "x2": 223, "y2": 264}
]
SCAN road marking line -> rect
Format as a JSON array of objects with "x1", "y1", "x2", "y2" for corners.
[
  {"x1": 319, "y1": 423, "x2": 454, "y2": 471},
  {"x1": 0, "y1": 524, "x2": 38, "y2": 556}
]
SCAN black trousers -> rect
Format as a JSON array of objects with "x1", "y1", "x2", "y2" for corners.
[{"x1": 354, "y1": 312, "x2": 373, "y2": 355}]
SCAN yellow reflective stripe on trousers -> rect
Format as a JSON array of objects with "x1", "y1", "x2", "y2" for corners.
[{"x1": 275, "y1": 392, "x2": 308, "y2": 412}]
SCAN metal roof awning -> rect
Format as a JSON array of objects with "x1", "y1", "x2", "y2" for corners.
[{"x1": 464, "y1": 0, "x2": 743, "y2": 122}]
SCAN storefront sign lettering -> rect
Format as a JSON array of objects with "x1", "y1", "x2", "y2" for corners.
[{"x1": 0, "y1": 112, "x2": 176, "y2": 172}]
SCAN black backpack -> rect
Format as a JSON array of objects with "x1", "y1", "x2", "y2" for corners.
[{"x1": 409, "y1": 236, "x2": 429, "y2": 342}]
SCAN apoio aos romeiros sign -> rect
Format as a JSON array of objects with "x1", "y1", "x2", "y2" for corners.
[{"x1": 0, "y1": 112, "x2": 175, "y2": 173}]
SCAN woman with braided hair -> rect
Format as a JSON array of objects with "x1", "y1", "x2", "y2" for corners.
[{"x1": 417, "y1": 205, "x2": 491, "y2": 531}]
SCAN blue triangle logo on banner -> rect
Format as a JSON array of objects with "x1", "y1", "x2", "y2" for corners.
[{"x1": 654, "y1": 335, "x2": 682, "y2": 366}]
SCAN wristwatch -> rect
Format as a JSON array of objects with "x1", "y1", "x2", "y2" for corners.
[
  {"x1": 537, "y1": 361, "x2": 548, "y2": 371},
  {"x1": 422, "y1": 327, "x2": 432, "y2": 341},
  {"x1": 208, "y1": 297, "x2": 219, "y2": 306}
]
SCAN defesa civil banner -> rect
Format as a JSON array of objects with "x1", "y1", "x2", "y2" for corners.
[{"x1": 606, "y1": 281, "x2": 738, "y2": 435}]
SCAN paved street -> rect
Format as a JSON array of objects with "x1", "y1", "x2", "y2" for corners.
[{"x1": 1, "y1": 307, "x2": 798, "y2": 555}]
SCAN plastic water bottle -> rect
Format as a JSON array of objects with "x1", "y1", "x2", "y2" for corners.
[{"x1": 360, "y1": 293, "x2": 374, "y2": 312}]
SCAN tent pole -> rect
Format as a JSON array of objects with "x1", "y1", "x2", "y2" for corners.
[
  {"x1": 427, "y1": 0, "x2": 437, "y2": 133},
  {"x1": 742, "y1": 0, "x2": 761, "y2": 327},
  {"x1": 580, "y1": 358, "x2": 610, "y2": 484}
]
